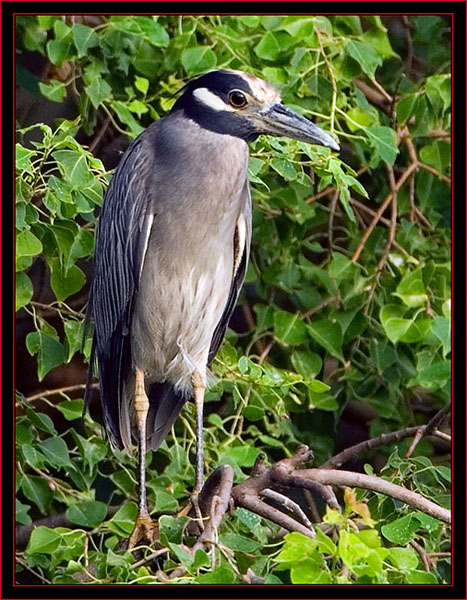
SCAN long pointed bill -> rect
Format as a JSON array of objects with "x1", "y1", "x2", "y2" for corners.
[{"x1": 257, "y1": 103, "x2": 339, "y2": 151}]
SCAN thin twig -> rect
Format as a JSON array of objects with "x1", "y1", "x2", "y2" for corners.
[
  {"x1": 322, "y1": 426, "x2": 422, "y2": 469},
  {"x1": 25, "y1": 383, "x2": 97, "y2": 403},
  {"x1": 301, "y1": 296, "x2": 340, "y2": 320},
  {"x1": 406, "y1": 403, "x2": 451, "y2": 458},
  {"x1": 352, "y1": 162, "x2": 417, "y2": 263},
  {"x1": 327, "y1": 190, "x2": 339, "y2": 252},
  {"x1": 408, "y1": 171, "x2": 416, "y2": 223},
  {"x1": 418, "y1": 161, "x2": 451, "y2": 185},
  {"x1": 89, "y1": 116, "x2": 111, "y2": 153},
  {"x1": 276, "y1": 468, "x2": 450, "y2": 523},
  {"x1": 260, "y1": 488, "x2": 314, "y2": 529},
  {"x1": 373, "y1": 163, "x2": 398, "y2": 276},
  {"x1": 258, "y1": 339, "x2": 274, "y2": 365},
  {"x1": 410, "y1": 539, "x2": 432, "y2": 572}
]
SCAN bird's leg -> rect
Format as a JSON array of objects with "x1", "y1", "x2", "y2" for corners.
[
  {"x1": 191, "y1": 371, "x2": 206, "y2": 522},
  {"x1": 128, "y1": 368, "x2": 157, "y2": 549}
]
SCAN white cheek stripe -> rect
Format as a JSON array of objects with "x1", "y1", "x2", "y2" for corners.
[{"x1": 193, "y1": 87, "x2": 236, "y2": 112}]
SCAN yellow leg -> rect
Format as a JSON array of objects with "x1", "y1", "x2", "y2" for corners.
[
  {"x1": 189, "y1": 371, "x2": 206, "y2": 525},
  {"x1": 128, "y1": 369, "x2": 157, "y2": 549},
  {"x1": 192, "y1": 371, "x2": 206, "y2": 495}
]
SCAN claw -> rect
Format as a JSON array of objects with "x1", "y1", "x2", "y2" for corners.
[{"x1": 128, "y1": 513, "x2": 158, "y2": 549}]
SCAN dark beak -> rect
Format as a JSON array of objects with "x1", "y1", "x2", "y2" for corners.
[{"x1": 258, "y1": 103, "x2": 339, "y2": 151}]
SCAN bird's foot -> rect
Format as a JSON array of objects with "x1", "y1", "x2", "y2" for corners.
[
  {"x1": 190, "y1": 491, "x2": 205, "y2": 531},
  {"x1": 128, "y1": 513, "x2": 158, "y2": 549}
]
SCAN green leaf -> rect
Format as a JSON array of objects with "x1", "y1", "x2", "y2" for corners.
[
  {"x1": 128, "y1": 99, "x2": 148, "y2": 117},
  {"x1": 53, "y1": 150, "x2": 94, "y2": 187},
  {"x1": 431, "y1": 316, "x2": 451, "y2": 356},
  {"x1": 381, "y1": 514, "x2": 420, "y2": 544},
  {"x1": 39, "y1": 79, "x2": 67, "y2": 102},
  {"x1": 181, "y1": 46, "x2": 217, "y2": 75},
  {"x1": 240, "y1": 15, "x2": 260, "y2": 28},
  {"x1": 39, "y1": 437, "x2": 72, "y2": 468},
  {"x1": 110, "y1": 101, "x2": 145, "y2": 137},
  {"x1": 21, "y1": 476, "x2": 53, "y2": 513},
  {"x1": 192, "y1": 548, "x2": 210, "y2": 570},
  {"x1": 254, "y1": 31, "x2": 281, "y2": 60},
  {"x1": 380, "y1": 304, "x2": 431, "y2": 344},
  {"x1": 387, "y1": 547, "x2": 419, "y2": 571},
  {"x1": 406, "y1": 570, "x2": 438, "y2": 584},
  {"x1": 107, "y1": 502, "x2": 138, "y2": 536},
  {"x1": 46, "y1": 38, "x2": 74, "y2": 66},
  {"x1": 243, "y1": 405, "x2": 265, "y2": 421},
  {"x1": 346, "y1": 107, "x2": 373, "y2": 131},
  {"x1": 16, "y1": 499, "x2": 32, "y2": 525},
  {"x1": 134, "y1": 16, "x2": 169, "y2": 47},
  {"x1": 222, "y1": 445, "x2": 262, "y2": 468},
  {"x1": 72, "y1": 23, "x2": 99, "y2": 58},
  {"x1": 169, "y1": 543, "x2": 194, "y2": 567},
  {"x1": 27, "y1": 526, "x2": 61, "y2": 554},
  {"x1": 50, "y1": 260, "x2": 86, "y2": 301},
  {"x1": 134, "y1": 76, "x2": 149, "y2": 95},
  {"x1": 362, "y1": 29, "x2": 397, "y2": 58},
  {"x1": 15, "y1": 143, "x2": 36, "y2": 173},
  {"x1": 306, "y1": 319, "x2": 344, "y2": 362},
  {"x1": 276, "y1": 532, "x2": 316, "y2": 562},
  {"x1": 73, "y1": 432, "x2": 108, "y2": 469},
  {"x1": 369, "y1": 340, "x2": 398, "y2": 371},
  {"x1": 218, "y1": 533, "x2": 260, "y2": 552},
  {"x1": 159, "y1": 515, "x2": 189, "y2": 545},
  {"x1": 26, "y1": 408, "x2": 57, "y2": 434},
  {"x1": 16, "y1": 229, "x2": 43, "y2": 258},
  {"x1": 15, "y1": 272, "x2": 33, "y2": 311},
  {"x1": 366, "y1": 126, "x2": 398, "y2": 164},
  {"x1": 416, "y1": 360, "x2": 451, "y2": 388},
  {"x1": 22, "y1": 444, "x2": 45, "y2": 468},
  {"x1": 291, "y1": 560, "x2": 330, "y2": 584},
  {"x1": 195, "y1": 564, "x2": 238, "y2": 584},
  {"x1": 64, "y1": 320, "x2": 84, "y2": 362},
  {"x1": 66, "y1": 500, "x2": 107, "y2": 528},
  {"x1": 419, "y1": 141, "x2": 451, "y2": 174},
  {"x1": 396, "y1": 94, "x2": 418, "y2": 124},
  {"x1": 291, "y1": 350, "x2": 322, "y2": 379},
  {"x1": 154, "y1": 490, "x2": 178, "y2": 512},
  {"x1": 85, "y1": 78, "x2": 112, "y2": 108},
  {"x1": 346, "y1": 40, "x2": 383, "y2": 76},
  {"x1": 393, "y1": 268, "x2": 427, "y2": 307},
  {"x1": 315, "y1": 527, "x2": 337, "y2": 555},
  {"x1": 274, "y1": 311, "x2": 308, "y2": 345},
  {"x1": 26, "y1": 329, "x2": 65, "y2": 380},
  {"x1": 235, "y1": 508, "x2": 261, "y2": 530},
  {"x1": 271, "y1": 157, "x2": 297, "y2": 181}
]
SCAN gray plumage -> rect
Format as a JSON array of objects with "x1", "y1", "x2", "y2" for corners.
[
  {"x1": 88, "y1": 110, "x2": 250, "y2": 452},
  {"x1": 86, "y1": 69, "x2": 339, "y2": 467}
]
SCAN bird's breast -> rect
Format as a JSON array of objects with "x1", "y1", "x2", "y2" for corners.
[{"x1": 131, "y1": 127, "x2": 249, "y2": 391}]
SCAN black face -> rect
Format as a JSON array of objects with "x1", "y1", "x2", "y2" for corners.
[{"x1": 171, "y1": 70, "x2": 261, "y2": 141}]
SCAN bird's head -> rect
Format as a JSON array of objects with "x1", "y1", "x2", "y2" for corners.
[{"x1": 171, "y1": 69, "x2": 339, "y2": 151}]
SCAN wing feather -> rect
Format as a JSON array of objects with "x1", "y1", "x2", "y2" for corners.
[
  {"x1": 87, "y1": 133, "x2": 154, "y2": 450},
  {"x1": 208, "y1": 182, "x2": 252, "y2": 363}
]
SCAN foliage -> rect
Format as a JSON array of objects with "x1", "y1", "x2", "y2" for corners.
[{"x1": 15, "y1": 15, "x2": 451, "y2": 584}]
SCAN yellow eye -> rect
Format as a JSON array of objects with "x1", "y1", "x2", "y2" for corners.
[{"x1": 229, "y1": 90, "x2": 248, "y2": 108}]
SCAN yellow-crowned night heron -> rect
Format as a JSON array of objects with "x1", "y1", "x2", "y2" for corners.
[{"x1": 87, "y1": 69, "x2": 339, "y2": 546}]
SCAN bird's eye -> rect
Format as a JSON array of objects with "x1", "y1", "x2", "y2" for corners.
[{"x1": 229, "y1": 91, "x2": 248, "y2": 108}]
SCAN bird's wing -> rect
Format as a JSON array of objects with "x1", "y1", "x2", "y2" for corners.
[
  {"x1": 208, "y1": 182, "x2": 252, "y2": 363},
  {"x1": 87, "y1": 133, "x2": 154, "y2": 450}
]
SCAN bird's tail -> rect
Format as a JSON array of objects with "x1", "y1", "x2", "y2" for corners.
[{"x1": 145, "y1": 382, "x2": 187, "y2": 451}]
